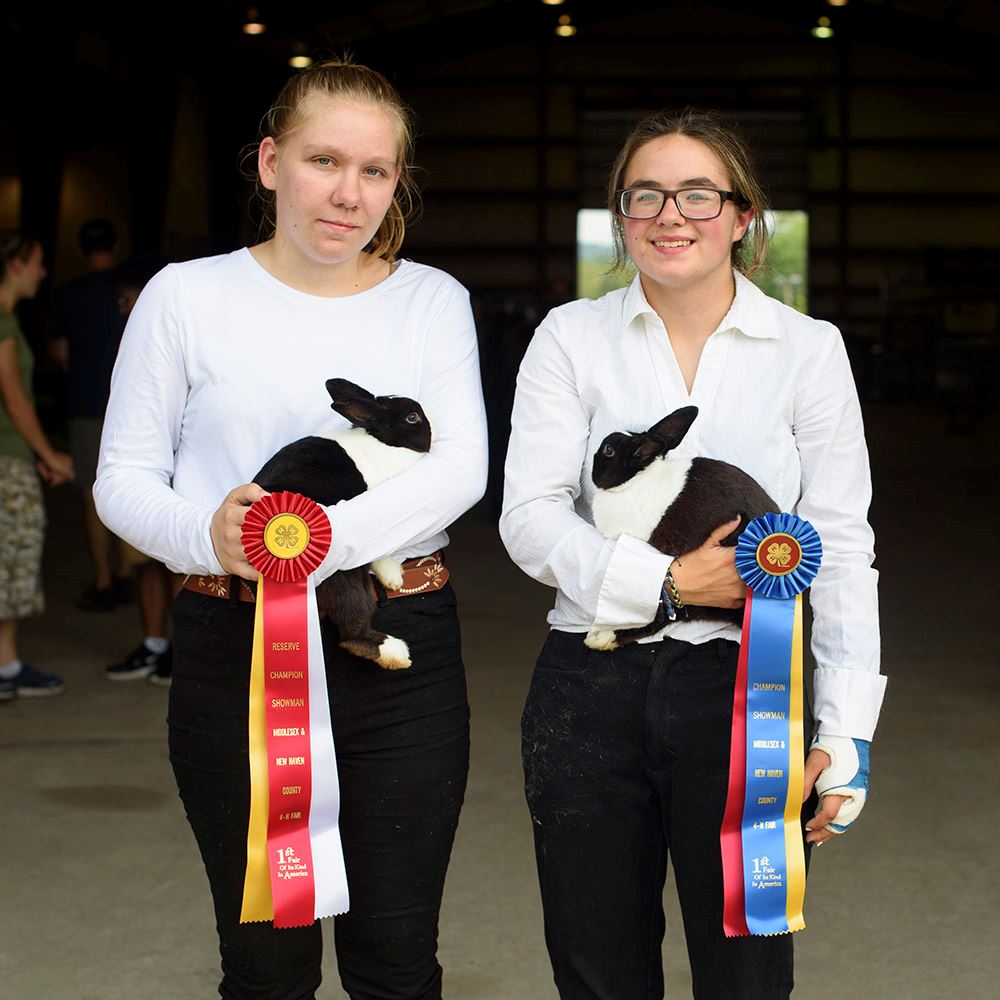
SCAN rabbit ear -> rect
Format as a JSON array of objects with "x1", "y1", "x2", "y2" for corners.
[
  {"x1": 325, "y1": 379, "x2": 375, "y2": 403},
  {"x1": 331, "y1": 398, "x2": 385, "y2": 427},
  {"x1": 634, "y1": 435, "x2": 668, "y2": 461},
  {"x1": 326, "y1": 380, "x2": 383, "y2": 426},
  {"x1": 645, "y1": 406, "x2": 699, "y2": 452}
]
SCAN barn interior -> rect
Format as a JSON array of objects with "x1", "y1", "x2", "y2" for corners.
[{"x1": 2, "y1": 2, "x2": 998, "y2": 997}]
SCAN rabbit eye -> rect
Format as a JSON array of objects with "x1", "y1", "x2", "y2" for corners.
[
  {"x1": 602, "y1": 444, "x2": 615, "y2": 458},
  {"x1": 405, "y1": 412, "x2": 421, "y2": 424}
]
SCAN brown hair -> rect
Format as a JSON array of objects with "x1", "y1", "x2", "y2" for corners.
[
  {"x1": 252, "y1": 58, "x2": 419, "y2": 261},
  {"x1": 0, "y1": 232, "x2": 39, "y2": 283},
  {"x1": 606, "y1": 108, "x2": 769, "y2": 276}
]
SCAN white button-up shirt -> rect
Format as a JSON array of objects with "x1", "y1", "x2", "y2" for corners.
[{"x1": 500, "y1": 271, "x2": 885, "y2": 741}]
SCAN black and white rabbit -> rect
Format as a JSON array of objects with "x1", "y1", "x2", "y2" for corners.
[
  {"x1": 586, "y1": 404, "x2": 779, "y2": 651},
  {"x1": 251, "y1": 378, "x2": 431, "y2": 670}
]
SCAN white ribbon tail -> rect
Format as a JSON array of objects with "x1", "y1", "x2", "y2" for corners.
[{"x1": 306, "y1": 577, "x2": 350, "y2": 917}]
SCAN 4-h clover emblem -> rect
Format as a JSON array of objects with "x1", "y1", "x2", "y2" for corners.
[
  {"x1": 274, "y1": 523, "x2": 300, "y2": 549},
  {"x1": 754, "y1": 533, "x2": 802, "y2": 577},
  {"x1": 262, "y1": 513, "x2": 310, "y2": 560},
  {"x1": 765, "y1": 542, "x2": 793, "y2": 568}
]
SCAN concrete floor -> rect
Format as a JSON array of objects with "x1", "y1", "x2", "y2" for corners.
[{"x1": 2, "y1": 401, "x2": 998, "y2": 1000}]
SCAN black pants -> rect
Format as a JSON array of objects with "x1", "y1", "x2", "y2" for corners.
[
  {"x1": 169, "y1": 583, "x2": 470, "y2": 1000},
  {"x1": 522, "y1": 631, "x2": 815, "y2": 1000}
]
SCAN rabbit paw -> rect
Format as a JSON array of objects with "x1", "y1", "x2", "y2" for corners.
[
  {"x1": 585, "y1": 629, "x2": 619, "y2": 651},
  {"x1": 371, "y1": 556, "x2": 404, "y2": 591},
  {"x1": 376, "y1": 635, "x2": 411, "y2": 670}
]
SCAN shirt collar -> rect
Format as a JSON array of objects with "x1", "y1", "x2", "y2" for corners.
[{"x1": 622, "y1": 270, "x2": 782, "y2": 341}]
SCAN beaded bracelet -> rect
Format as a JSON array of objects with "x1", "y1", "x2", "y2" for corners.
[
  {"x1": 664, "y1": 566, "x2": 684, "y2": 609},
  {"x1": 660, "y1": 583, "x2": 678, "y2": 622}
]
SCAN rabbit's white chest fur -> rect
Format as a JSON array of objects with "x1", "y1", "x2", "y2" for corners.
[
  {"x1": 592, "y1": 457, "x2": 692, "y2": 542},
  {"x1": 321, "y1": 427, "x2": 422, "y2": 488}
]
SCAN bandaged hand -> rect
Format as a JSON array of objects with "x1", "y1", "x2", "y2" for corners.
[{"x1": 806, "y1": 735, "x2": 871, "y2": 838}]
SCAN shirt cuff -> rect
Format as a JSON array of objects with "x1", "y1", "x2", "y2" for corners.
[
  {"x1": 190, "y1": 508, "x2": 226, "y2": 576},
  {"x1": 594, "y1": 534, "x2": 673, "y2": 630},
  {"x1": 310, "y1": 505, "x2": 343, "y2": 584},
  {"x1": 813, "y1": 666, "x2": 888, "y2": 742}
]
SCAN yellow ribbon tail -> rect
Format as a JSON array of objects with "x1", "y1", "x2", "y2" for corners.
[{"x1": 784, "y1": 593, "x2": 807, "y2": 932}]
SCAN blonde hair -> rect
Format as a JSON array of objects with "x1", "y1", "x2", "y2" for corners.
[
  {"x1": 253, "y1": 59, "x2": 419, "y2": 261},
  {"x1": 607, "y1": 108, "x2": 769, "y2": 276}
]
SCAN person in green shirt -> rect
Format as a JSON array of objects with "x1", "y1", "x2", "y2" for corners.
[{"x1": 0, "y1": 232, "x2": 73, "y2": 700}]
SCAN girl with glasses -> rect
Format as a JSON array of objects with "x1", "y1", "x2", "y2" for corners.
[{"x1": 500, "y1": 109, "x2": 883, "y2": 998}]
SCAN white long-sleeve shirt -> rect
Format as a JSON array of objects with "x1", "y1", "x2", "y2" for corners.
[
  {"x1": 500, "y1": 271, "x2": 885, "y2": 741},
  {"x1": 95, "y1": 249, "x2": 487, "y2": 582}
]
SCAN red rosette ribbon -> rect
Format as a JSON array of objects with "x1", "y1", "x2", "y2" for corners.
[
  {"x1": 241, "y1": 491, "x2": 332, "y2": 582},
  {"x1": 239, "y1": 490, "x2": 347, "y2": 928}
]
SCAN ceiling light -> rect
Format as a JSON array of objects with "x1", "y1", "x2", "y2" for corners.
[
  {"x1": 242, "y1": 7, "x2": 266, "y2": 34},
  {"x1": 555, "y1": 13, "x2": 577, "y2": 36},
  {"x1": 826, "y1": 0, "x2": 849, "y2": 6},
  {"x1": 289, "y1": 41, "x2": 312, "y2": 69},
  {"x1": 811, "y1": 16, "x2": 834, "y2": 38},
  {"x1": 541, "y1": 0, "x2": 566, "y2": 5}
]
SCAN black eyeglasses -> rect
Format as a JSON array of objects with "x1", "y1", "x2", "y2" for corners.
[{"x1": 616, "y1": 187, "x2": 738, "y2": 221}]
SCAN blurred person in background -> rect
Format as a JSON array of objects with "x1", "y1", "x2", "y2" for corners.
[
  {"x1": 0, "y1": 232, "x2": 73, "y2": 701},
  {"x1": 50, "y1": 217, "x2": 133, "y2": 612}
]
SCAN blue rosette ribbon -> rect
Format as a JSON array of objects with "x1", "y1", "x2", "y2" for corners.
[
  {"x1": 734, "y1": 512, "x2": 822, "y2": 599},
  {"x1": 721, "y1": 512, "x2": 822, "y2": 938}
]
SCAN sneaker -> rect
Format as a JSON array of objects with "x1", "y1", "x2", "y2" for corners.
[
  {"x1": 105, "y1": 642, "x2": 170, "y2": 682},
  {"x1": 147, "y1": 646, "x2": 173, "y2": 688},
  {"x1": 0, "y1": 677, "x2": 16, "y2": 702},
  {"x1": 8, "y1": 663, "x2": 65, "y2": 698},
  {"x1": 77, "y1": 584, "x2": 117, "y2": 613}
]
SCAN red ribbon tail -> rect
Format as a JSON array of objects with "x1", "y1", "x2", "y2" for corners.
[
  {"x1": 721, "y1": 587, "x2": 752, "y2": 938},
  {"x1": 263, "y1": 576, "x2": 317, "y2": 927}
]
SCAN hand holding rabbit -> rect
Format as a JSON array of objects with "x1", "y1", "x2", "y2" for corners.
[
  {"x1": 587, "y1": 405, "x2": 778, "y2": 649},
  {"x1": 668, "y1": 515, "x2": 746, "y2": 610}
]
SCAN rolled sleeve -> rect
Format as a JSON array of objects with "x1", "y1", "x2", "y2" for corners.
[
  {"x1": 812, "y1": 666, "x2": 887, "y2": 742},
  {"x1": 596, "y1": 533, "x2": 672, "y2": 630}
]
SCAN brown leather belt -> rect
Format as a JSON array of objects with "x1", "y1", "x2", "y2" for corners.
[{"x1": 181, "y1": 552, "x2": 449, "y2": 603}]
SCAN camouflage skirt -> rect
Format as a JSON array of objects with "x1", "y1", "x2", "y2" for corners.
[{"x1": 0, "y1": 455, "x2": 45, "y2": 619}]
